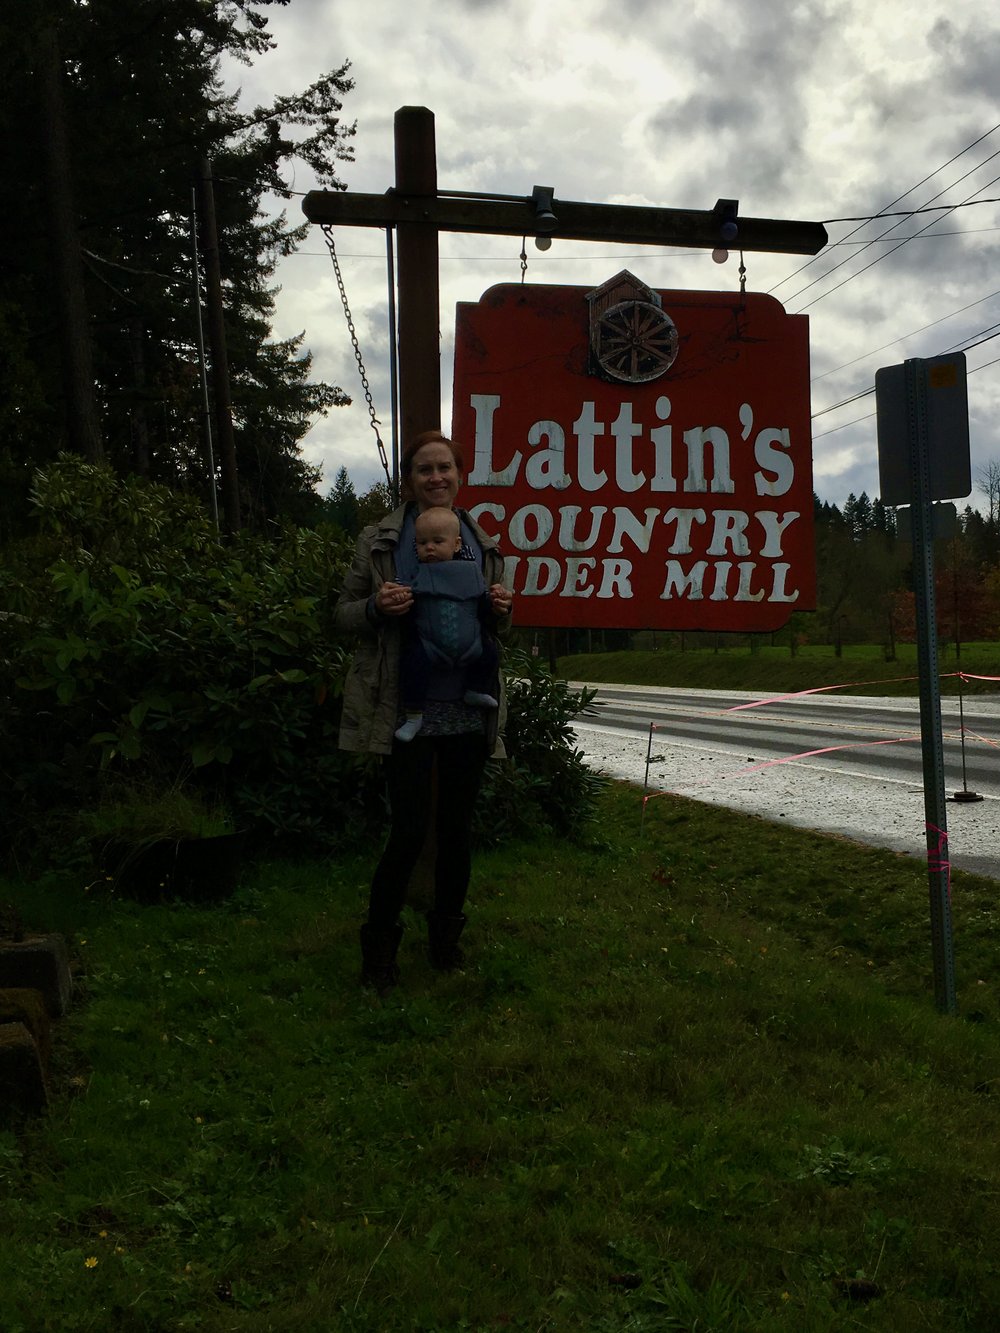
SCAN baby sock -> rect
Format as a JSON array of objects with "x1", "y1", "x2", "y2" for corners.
[
  {"x1": 463, "y1": 690, "x2": 498, "y2": 710},
  {"x1": 394, "y1": 715, "x2": 424, "y2": 742}
]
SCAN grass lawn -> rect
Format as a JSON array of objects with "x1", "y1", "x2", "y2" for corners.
[
  {"x1": 556, "y1": 640, "x2": 1000, "y2": 697},
  {"x1": 2, "y1": 783, "x2": 1000, "y2": 1330}
]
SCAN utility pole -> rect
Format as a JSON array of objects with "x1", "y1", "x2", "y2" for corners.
[
  {"x1": 302, "y1": 105, "x2": 827, "y2": 465},
  {"x1": 190, "y1": 187, "x2": 220, "y2": 534},
  {"x1": 198, "y1": 157, "x2": 242, "y2": 535},
  {"x1": 38, "y1": 26, "x2": 104, "y2": 463}
]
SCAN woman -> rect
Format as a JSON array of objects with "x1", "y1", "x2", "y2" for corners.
[{"x1": 334, "y1": 430, "x2": 513, "y2": 994}]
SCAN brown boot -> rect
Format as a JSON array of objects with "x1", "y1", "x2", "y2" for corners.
[
  {"x1": 360, "y1": 922, "x2": 402, "y2": 995},
  {"x1": 426, "y1": 910, "x2": 467, "y2": 971}
]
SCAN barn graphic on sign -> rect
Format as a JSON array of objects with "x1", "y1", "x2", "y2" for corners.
[{"x1": 587, "y1": 270, "x2": 680, "y2": 384}]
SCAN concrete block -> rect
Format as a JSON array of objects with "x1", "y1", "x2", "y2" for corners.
[
  {"x1": 0, "y1": 935, "x2": 72, "y2": 1017},
  {"x1": 0, "y1": 988, "x2": 52, "y2": 1066},
  {"x1": 0, "y1": 1022, "x2": 48, "y2": 1115}
]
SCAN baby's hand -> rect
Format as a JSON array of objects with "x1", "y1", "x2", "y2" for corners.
[
  {"x1": 376, "y1": 581, "x2": 413, "y2": 616},
  {"x1": 489, "y1": 583, "x2": 513, "y2": 616}
]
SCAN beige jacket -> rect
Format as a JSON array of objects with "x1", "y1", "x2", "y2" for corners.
[{"x1": 333, "y1": 504, "x2": 509, "y2": 756}]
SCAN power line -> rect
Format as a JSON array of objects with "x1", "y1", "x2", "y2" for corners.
[
  {"x1": 813, "y1": 320, "x2": 1000, "y2": 419},
  {"x1": 814, "y1": 288, "x2": 1000, "y2": 382},
  {"x1": 812, "y1": 335, "x2": 1000, "y2": 436},
  {"x1": 224, "y1": 174, "x2": 1000, "y2": 258},
  {"x1": 812, "y1": 411, "x2": 875, "y2": 441},
  {"x1": 830, "y1": 225, "x2": 1000, "y2": 243},
  {"x1": 940, "y1": 321, "x2": 1000, "y2": 356},
  {"x1": 768, "y1": 121, "x2": 1000, "y2": 296},
  {"x1": 795, "y1": 167, "x2": 1000, "y2": 312},
  {"x1": 820, "y1": 194, "x2": 1000, "y2": 224},
  {"x1": 813, "y1": 387, "x2": 876, "y2": 419},
  {"x1": 787, "y1": 150, "x2": 1000, "y2": 310}
]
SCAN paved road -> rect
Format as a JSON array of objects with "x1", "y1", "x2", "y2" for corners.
[{"x1": 571, "y1": 684, "x2": 1000, "y2": 881}]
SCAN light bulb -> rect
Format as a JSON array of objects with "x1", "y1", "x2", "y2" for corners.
[
  {"x1": 534, "y1": 235, "x2": 552, "y2": 252},
  {"x1": 712, "y1": 247, "x2": 729, "y2": 264}
]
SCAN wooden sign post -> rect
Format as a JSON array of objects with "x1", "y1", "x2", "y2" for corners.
[{"x1": 302, "y1": 106, "x2": 827, "y2": 460}]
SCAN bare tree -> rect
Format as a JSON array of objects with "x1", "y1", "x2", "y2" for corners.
[{"x1": 976, "y1": 460, "x2": 1000, "y2": 525}]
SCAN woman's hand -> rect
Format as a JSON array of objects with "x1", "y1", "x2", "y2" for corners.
[
  {"x1": 489, "y1": 583, "x2": 513, "y2": 616},
  {"x1": 376, "y1": 581, "x2": 414, "y2": 616}
]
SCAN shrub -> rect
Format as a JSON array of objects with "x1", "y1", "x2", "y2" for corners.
[
  {"x1": 2, "y1": 457, "x2": 364, "y2": 861},
  {"x1": 476, "y1": 648, "x2": 605, "y2": 845},
  {"x1": 2, "y1": 458, "x2": 601, "y2": 868}
]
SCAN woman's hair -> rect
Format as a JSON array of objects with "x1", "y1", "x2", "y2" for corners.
[{"x1": 400, "y1": 430, "x2": 464, "y2": 483}]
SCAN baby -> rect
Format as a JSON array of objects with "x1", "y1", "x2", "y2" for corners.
[{"x1": 394, "y1": 507, "x2": 499, "y2": 742}]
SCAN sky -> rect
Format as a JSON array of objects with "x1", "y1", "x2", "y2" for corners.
[{"x1": 225, "y1": 0, "x2": 1000, "y2": 511}]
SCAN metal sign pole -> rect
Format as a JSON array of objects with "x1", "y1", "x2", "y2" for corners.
[{"x1": 905, "y1": 358, "x2": 957, "y2": 1015}]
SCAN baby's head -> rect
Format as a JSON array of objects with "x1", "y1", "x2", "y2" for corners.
[{"x1": 414, "y1": 508, "x2": 462, "y2": 563}]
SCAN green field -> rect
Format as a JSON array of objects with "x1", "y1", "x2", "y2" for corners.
[
  {"x1": 3, "y1": 779, "x2": 1000, "y2": 1330},
  {"x1": 556, "y1": 639, "x2": 1000, "y2": 697}
]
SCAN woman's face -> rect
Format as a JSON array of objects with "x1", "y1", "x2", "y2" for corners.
[{"x1": 408, "y1": 441, "x2": 461, "y2": 510}]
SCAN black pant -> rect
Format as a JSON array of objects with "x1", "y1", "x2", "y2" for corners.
[{"x1": 368, "y1": 732, "x2": 489, "y2": 930}]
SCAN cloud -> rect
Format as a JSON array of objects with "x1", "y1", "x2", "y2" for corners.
[
  {"x1": 225, "y1": 0, "x2": 1000, "y2": 508},
  {"x1": 929, "y1": 15, "x2": 1000, "y2": 99}
]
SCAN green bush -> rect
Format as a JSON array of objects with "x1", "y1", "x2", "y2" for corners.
[
  {"x1": 2, "y1": 456, "x2": 363, "y2": 861},
  {"x1": 2, "y1": 457, "x2": 600, "y2": 868},
  {"x1": 476, "y1": 648, "x2": 605, "y2": 845}
]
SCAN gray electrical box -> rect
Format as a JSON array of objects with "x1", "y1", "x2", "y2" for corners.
[{"x1": 875, "y1": 353, "x2": 970, "y2": 505}]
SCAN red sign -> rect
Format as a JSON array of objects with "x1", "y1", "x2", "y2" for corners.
[{"x1": 452, "y1": 276, "x2": 815, "y2": 630}]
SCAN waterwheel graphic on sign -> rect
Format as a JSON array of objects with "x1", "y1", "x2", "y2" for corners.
[{"x1": 587, "y1": 270, "x2": 679, "y2": 384}]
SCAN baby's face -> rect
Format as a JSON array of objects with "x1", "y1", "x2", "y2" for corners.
[{"x1": 416, "y1": 522, "x2": 461, "y2": 563}]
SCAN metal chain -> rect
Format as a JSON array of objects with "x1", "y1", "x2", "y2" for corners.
[
  {"x1": 520, "y1": 235, "x2": 528, "y2": 284},
  {"x1": 320, "y1": 223, "x2": 393, "y2": 492}
]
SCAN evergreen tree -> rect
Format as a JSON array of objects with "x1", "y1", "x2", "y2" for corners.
[
  {"x1": 0, "y1": 0, "x2": 353, "y2": 533},
  {"x1": 357, "y1": 480, "x2": 394, "y2": 529},
  {"x1": 842, "y1": 491, "x2": 873, "y2": 541},
  {"x1": 323, "y1": 466, "x2": 360, "y2": 536}
]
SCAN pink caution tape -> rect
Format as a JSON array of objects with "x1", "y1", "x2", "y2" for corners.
[
  {"x1": 926, "y1": 822, "x2": 952, "y2": 898},
  {"x1": 640, "y1": 733, "x2": 922, "y2": 801},
  {"x1": 725, "y1": 670, "x2": 1000, "y2": 714},
  {"x1": 725, "y1": 677, "x2": 918, "y2": 711},
  {"x1": 960, "y1": 729, "x2": 1000, "y2": 751}
]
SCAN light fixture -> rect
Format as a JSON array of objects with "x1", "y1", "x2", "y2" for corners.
[
  {"x1": 712, "y1": 197, "x2": 739, "y2": 263},
  {"x1": 531, "y1": 185, "x2": 558, "y2": 232}
]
